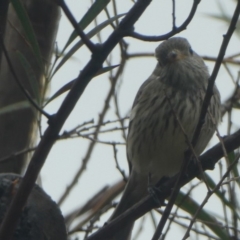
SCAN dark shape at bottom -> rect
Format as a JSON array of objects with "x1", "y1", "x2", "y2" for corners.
[{"x1": 0, "y1": 174, "x2": 67, "y2": 240}]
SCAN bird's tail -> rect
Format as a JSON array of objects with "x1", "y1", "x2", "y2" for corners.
[{"x1": 108, "y1": 171, "x2": 148, "y2": 240}]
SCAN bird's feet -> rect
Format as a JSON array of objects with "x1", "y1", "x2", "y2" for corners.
[{"x1": 147, "y1": 173, "x2": 168, "y2": 207}]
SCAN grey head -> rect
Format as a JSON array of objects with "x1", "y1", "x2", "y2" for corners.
[
  {"x1": 155, "y1": 37, "x2": 196, "y2": 66},
  {"x1": 154, "y1": 37, "x2": 208, "y2": 90}
]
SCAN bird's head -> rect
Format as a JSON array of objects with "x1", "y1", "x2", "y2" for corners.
[{"x1": 156, "y1": 37, "x2": 194, "y2": 66}]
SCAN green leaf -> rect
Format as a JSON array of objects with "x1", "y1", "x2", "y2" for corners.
[
  {"x1": 46, "y1": 64, "x2": 119, "y2": 105},
  {"x1": 0, "y1": 101, "x2": 31, "y2": 115},
  {"x1": 176, "y1": 191, "x2": 230, "y2": 239},
  {"x1": 52, "y1": 13, "x2": 125, "y2": 76},
  {"x1": 228, "y1": 151, "x2": 240, "y2": 188},
  {"x1": 63, "y1": 0, "x2": 111, "y2": 52},
  {"x1": 16, "y1": 51, "x2": 40, "y2": 103},
  {"x1": 11, "y1": 0, "x2": 43, "y2": 69},
  {"x1": 233, "y1": 102, "x2": 240, "y2": 109}
]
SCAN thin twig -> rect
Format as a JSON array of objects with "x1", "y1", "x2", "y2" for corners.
[
  {"x1": 203, "y1": 56, "x2": 240, "y2": 65},
  {"x1": 0, "y1": 1, "x2": 153, "y2": 239},
  {"x1": 0, "y1": 147, "x2": 37, "y2": 163},
  {"x1": 57, "y1": 60, "x2": 128, "y2": 206},
  {"x1": 57, "y1": 0, "x2": 97, "y2": 53},
  {"x1": 192, "y1": 0, "x2": 240, "y2": 148},
  {"x1": 182, "y1": 154, "x2": 240, "y2": 240},
  {"x1": 151, "y1": 90, "x2": 209, "y2": 240},
  {"x1": 152, "y1": 2, "x2": 240, "y2": 238},
  {"x1": 112, "y1": 144, "x2": 127, "y2": 181},
  {"x1": 0, "y1": 39, "x2": 51, "y2": 119},
  {"x1": 87, "y1": 129, "x2": 240, "y2": 240},
  {"x1": 157, "y1": 208, "x2": 221, "y2": 240},
  {"x1": 172, "y1": 0, "x2": 176, "y2": 30},
  {"x1": 160, "y1": 182, "x2": 202, "y2": 240},
  {"x1": 130, "y1": 0, "x2": 200, "y2": 41}
]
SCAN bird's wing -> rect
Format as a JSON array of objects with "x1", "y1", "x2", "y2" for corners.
[{"x1": 126, "y1": 67, "x2": 161, "y2": 172}]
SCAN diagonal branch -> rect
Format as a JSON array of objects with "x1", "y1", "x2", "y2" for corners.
[
  {"x1": 87, "y1": 129, "x2": 240, "y2": 240},
  {"x1": 57, "y1": 0, "x2": 97, "y2": 53},
  {"x1": 0, "y1": 0, "x2": 154, "y2": 239},
  {"x1": 130, "y1": 0, "x2": 200, "y2": 41},
  {"x1": 192, "y1": 0, "x2": 240, "y2": 148},
  {"x1": 152, "y1": 1, "x2": 240, "y2": 238}
]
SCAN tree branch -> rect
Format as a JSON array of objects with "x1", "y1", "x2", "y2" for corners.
[
  {"x1": 0, "y1": 1, "x2": 154, "y2": 239},
  {"x1": 87, "y1": 129, "x2": 240, "y2": 240},
  {"x1": 152, "y1": 1, "x2": 240, "y2": 238},
  {"x1": 57, "y1": 0, "x2": 97, "y2": 53},
  {"x1": 129, "y1": 0, "x2": 200, "y2": 41}
]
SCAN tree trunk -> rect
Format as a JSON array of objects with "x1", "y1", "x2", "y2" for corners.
[{"x1": 0, "y1": 0, "x2": 60, "y2": 174}]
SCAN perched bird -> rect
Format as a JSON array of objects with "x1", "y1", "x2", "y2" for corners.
[{"x1": 109, "y1": 37, "x2": 221, "y2": 240}]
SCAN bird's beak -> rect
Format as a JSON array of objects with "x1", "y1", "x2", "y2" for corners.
[{"x1": 167, "y1": 50, "x2": 185, "y2": 63}]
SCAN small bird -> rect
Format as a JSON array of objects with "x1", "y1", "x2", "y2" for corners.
[{"x1": 109, "y1": 37, "x2": 221, "y2": 240}]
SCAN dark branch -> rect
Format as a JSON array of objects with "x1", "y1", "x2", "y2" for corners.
[
  {"x1": 87, "y1": 129, "x2": 240, "y2": 240},
  {"x1": 192, "y1": 0, "x2": 240, "y2": 147},
  {"x1": 152, "y1": 1, "x2": 240, "y2": 238},
  {"x1": 172, "y1": 0, "x2": 176, "y2": 30},
  {"x1": 57, "y1": 0, "x2": 97, "y2": 53},
  {"x1": 0, "y1": 1, "x2": 153, "y2": 239},
  {"x1": 129, "y1": 0, "x2": 200, "y2": 41}
]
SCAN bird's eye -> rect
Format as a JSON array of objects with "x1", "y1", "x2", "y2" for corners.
[{"x1": 189, "y1": 47, "x2": 193, "y2": 55}]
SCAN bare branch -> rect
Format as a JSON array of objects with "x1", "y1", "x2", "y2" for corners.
[{"x1": 129, "y1": 0, "x2": 200, "y2": 41}]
